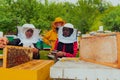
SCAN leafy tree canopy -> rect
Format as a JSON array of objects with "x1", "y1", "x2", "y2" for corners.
[{"x1": 0, "y1": 0, "x2": 113, "y2": 34}]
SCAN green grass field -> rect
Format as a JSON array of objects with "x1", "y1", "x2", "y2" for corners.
[{"x1": 40, "y1": 50, "x2": 50, "y2": 60}]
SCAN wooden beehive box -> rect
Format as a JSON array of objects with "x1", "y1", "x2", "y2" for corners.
[
  {"x1": 0, "y1": 60, "x2": 54, "y2": 80},
  {"x1": 3, "y1": 46, "x2": 33, "y2": 68},
  {"x1": 80, "y1": 32, "x2": 120, "y2": 68}
]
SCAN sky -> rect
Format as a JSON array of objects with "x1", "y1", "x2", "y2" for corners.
[
  {"x1": 40, "y1": 0, "x2": 120, "y2": 6},
  {"x1": 106, "y1": 0, "x2": 120, "y2": 6}
]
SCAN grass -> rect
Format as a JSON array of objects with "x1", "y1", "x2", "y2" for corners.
[
  {"x1": 40, "y1": 49, "x2": 80, "y2": 60},
  {"x1": 0, "y1": 50, "x2": 3, "y2": 54},
  {"x1": 40, "y1": 50, "x2": 50, "y2": 60}
]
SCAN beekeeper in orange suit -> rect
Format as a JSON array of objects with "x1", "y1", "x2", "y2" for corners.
[{"x1": 43, "y1": 17, "x2": 65, "y2": 51}]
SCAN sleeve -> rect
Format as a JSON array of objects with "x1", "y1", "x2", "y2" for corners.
[
  {"x1": 8, "y1": 38, "x2": 21, "y2": 46},
  {"x1": 42, "y1": 30, "x2": 51, "y2": 46},
  {"x1": 64, "y1": 41, "x2": 78, "y2": 57},
  {"x1": 54, "y1": 39, "x2": 58, "y2": 50},
  {"x1": 33, "y1": 41, "x2": 43, "y2": 50}
]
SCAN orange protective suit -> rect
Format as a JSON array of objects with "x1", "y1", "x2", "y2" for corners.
[{"x1": 43, "y1": 17, "x2": 65, "y2": 51}]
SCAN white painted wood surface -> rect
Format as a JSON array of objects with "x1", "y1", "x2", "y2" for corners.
[{"x1": 50, "y1": 60, "x2": 120, "y2": 80}]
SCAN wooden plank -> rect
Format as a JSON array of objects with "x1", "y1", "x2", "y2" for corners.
[
  {"x1": 3, "y1": 46, "x2": 33, "y2": 68},
  {"x1": 116, "y1": 32, "x2": 120, "y2": 68},
  {"x1": 0, "y1": 54, "x2": 3, "y2": 59},
  {"x1": 12, "y1": 60, "x2": 53, "y2": 70},
  {"x1": 60, "y1": 57, "x2": 79, "y2": 62},
  {"x1": 82, "y1": 32, "x2": 116, "y2": 39}
]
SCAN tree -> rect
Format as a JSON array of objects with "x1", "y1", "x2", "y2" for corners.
[
  {"x1": 70, "y1": 0, "x2": 110, "y2": 33},
  {"x1": 0, "y1": 0, "x2": 112, "y2": 34},
  {"x1": 101, "y1": 6, "x2": 120, "y2": 31}
]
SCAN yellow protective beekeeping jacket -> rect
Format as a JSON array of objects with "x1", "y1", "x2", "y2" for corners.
[{"x1": 43, "y1": 17, "x2": 65, "y2": 51}]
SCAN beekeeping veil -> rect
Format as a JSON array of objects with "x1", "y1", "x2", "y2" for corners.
[
  {"x1": 58, "y1": 23, "x2": 77, "y2": 43},
  {"x1": 17, "y1": 24, "x2": 40, "y2": 47}
]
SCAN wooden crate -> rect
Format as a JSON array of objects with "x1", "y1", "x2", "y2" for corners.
[
  {"x1": 0, "y1": 60, "x2": 54, "y2": 80},
  {"x1": 80, "y1": 32, "x2": 120, "y2": 68},
  {"x1": 3, "y1": 46, "x2": 33, "y2": 68}
]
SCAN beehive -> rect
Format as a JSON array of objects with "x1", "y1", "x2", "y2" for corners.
[
  {"x1": 3, "y1": 46, "x2": 33, "y2": 68},
  {"x1": 0, "y1": 60, "x2": 54, "y2": 80},
  {"x1": 80, "y1": 32, "x2": 120, "y2": 68},
  {"x1": 50, "y1": 60, "x2": 120, "y2": 80}
]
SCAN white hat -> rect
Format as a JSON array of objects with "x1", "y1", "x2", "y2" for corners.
[
  {"x1": 22, "y1": 24, "x2": 35, "y2": 29},
  {"x1": 64, "y1": 23, "x2": 74, "y2": 29}
]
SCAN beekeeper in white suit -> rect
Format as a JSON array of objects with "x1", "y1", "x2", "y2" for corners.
[{"x1": 8, "y1": 23, "x2": 41, "y2": 59}]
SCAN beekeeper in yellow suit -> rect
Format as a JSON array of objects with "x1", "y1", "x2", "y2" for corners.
[{"x1": 43, "y1": 17, "x2": 65, "y2": 51}]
